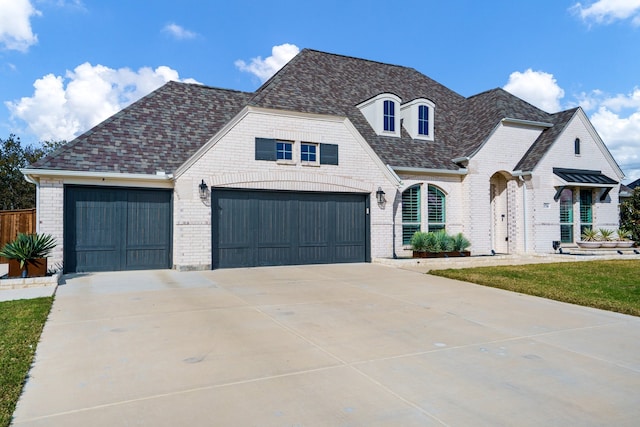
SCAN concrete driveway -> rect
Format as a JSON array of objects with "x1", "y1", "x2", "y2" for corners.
[{"x1": 12, "y1": 264, "x2": 640, "y2": 426}]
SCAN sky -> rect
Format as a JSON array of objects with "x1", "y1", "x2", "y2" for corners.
[{"x1": 1, "y1": 0, "x2": 640, "y2": 183}]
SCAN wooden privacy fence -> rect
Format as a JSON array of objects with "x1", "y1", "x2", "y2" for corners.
[{"x1": 0, "y1": 208, "x2": 36, "y2": 263}]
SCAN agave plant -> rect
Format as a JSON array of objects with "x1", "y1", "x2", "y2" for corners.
[
  {"x1": 452, "y1": 233, "x2": 471, "y2": 252},
  {"x1": 433, "y1": 229, "x2": 454, "y2": 252},
  {"x1": 617, "y1": 228, "x2": 631, "y2": 241},
  {"x1": 409, "y1": 231, "x2": 429, "y2": 252},
  {"x1": 581, "y1": 228, "x2": 599, "y2": 242},
  {"x1": 598, "y1": 228, "x2": 615, "y2": 242},
  {"x1": 0, "y1": 233, "x2": 57, "y2": 268}
]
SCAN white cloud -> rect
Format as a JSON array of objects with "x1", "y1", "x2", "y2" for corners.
[
  {"x1": 235, "y1": 43, "x2": 300, "y2": 82},
  {"x1": 581, "y1": 89, "x2": 640, "y2": 182},
  {"x1": 503, "y1": 69, "x2": 565, "y2": 113},
  {"x1": 0, "y1": 0, "x2": 41, "y2": 52},
  {"x1": 162, "y1": 23, "x2": 197, "y2": 40},
  {"x1": 5, "y1": 63, "x2": 200, "y2": 141},
  {"x1": 571, "y1": 0, "x2": 640, "y2": 26}
]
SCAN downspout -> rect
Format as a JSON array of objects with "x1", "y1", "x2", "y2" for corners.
[
  {"x1": 23, "y1": 174, "x2": 40, "y2": 232},
  {"x1": 514, "y1": 171, "x2": 532, "y2": 253}
]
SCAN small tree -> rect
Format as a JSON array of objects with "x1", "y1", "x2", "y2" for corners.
[
  {"x1": 0, "y1": 135, "x2": 66, "y2": 210},
  {"x1": 620, "y1": 187, "x2": 640, "y2": 243}
]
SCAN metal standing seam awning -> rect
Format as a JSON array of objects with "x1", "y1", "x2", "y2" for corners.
[{"x1": 552, "y1": 168, "x2": 618, "y2": 201}]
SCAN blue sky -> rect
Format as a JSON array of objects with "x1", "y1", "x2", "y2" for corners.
[{"x1": 1, "y1": 0, "x2": 640, "y2": 182}]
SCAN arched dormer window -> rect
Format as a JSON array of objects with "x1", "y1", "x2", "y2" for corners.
[
  {"x1": 400, "y1": 98, "x2": 435, "y2": 141},
  {"x1": 356, "y1": 93, "x2": 402, "y2": 137}
]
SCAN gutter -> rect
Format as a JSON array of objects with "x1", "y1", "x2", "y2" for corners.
[
  {"x1": 20, "y1": 168, "x2": 175, "y2": 182},
  {"x1": 390, "y1": 165, "x2": 467, "y2": 176}
]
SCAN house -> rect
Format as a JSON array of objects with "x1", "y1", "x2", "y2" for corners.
[
  {"x1": 628, "y1": 178, "x2": 640, "y2": 190},
  {"x1": 22, "y1": 49, "x2": 625, "y2": 273}
]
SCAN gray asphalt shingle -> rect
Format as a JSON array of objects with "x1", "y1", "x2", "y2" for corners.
[{"x1": 29, "y1": 49, "x2": 584, "y2": 175}]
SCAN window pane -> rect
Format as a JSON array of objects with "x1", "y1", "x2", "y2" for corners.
[
  {"x1": 427, "y1": 185, "x2": 445, "y2": 224},
  {"x1": 418, "y1": 105, "x2": 429, "y2": 135},
  {"x1": 276, "y1": 142, "x2": 292, "y2": 160},
  {"x1": 402, "y1": 225, "x2": 421, "y2": 246},
  {"x1": 580, "y1": 190, "x2": 592, "y2": 223},
  {"x1": 559, "y1": 188, "x2": 573, "y2": 243},
  {"x1": 301, "y1": 144, "x2": 316, "y2": 162},
  {"x1": 402, "y1": 186, "x2": 420, "y2": 222},
  {"x1": 383, "y1": 100, "x2": 395, "y2": 132},
  {"x1": 402, "y1": 185, "x2": 421, "y2": 245}
]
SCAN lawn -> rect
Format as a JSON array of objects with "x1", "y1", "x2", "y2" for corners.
[
  {"x1": 0, "y1": 297, "x2": 53, "y2": 427},
  {"x1": 430, "y1": 259, "x2": 640, "y2": 317}
]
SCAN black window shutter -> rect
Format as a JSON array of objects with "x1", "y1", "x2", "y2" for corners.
[
  {"x1": 320, "y1": 143, "x2": 338, "y2": 165},
  {"x1": 255, "y1": 138, "x2": 277, "y2": 161}
]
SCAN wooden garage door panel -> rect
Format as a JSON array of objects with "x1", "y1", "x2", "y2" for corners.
[
  {"x1": 212, "y1": 189, "x2": 369, "y2": 269},
  {"x1": 64, "y1": 187, "x2": 172, "y2": 273}
]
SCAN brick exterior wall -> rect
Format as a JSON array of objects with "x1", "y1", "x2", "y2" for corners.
[{"x1": 173, "y1": 109, "x2": 398, "y2": 269}]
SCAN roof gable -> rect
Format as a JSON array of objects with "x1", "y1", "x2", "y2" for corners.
[{"x1": 32, "y1": 81, "x2": 252, "y2": 174}]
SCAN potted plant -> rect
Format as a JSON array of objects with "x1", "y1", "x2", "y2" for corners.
[
  {"x1": 577, "y1": 228, "x2": 601, "y2": 248},
  {"x1": 616, "y1": 228, "x2": 635, "y2": 248},
  {"x1": 0, "y1": 233, "x2": 57, "y2": 278},
  {"x1": 598, "y1": 228, "x2": 617, "y2": 248}
]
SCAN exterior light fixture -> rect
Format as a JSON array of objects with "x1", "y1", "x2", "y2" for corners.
[
  {"x1": 376, "y1": 187, "x2": 386, "y2": 205},
  {"x1": 199, "y1": 179, "x2": 208, "y2": 200}
]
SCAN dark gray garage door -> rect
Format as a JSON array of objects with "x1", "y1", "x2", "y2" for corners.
[
  {"x1": 212, "y1": 189, "x2": 370, "y2": 269},
  {"x1": 64, "y1": 186, "x2": 172, "y2": 273}
]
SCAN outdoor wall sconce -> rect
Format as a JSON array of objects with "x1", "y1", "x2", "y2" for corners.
[
  {"x1": 376, "y1": 187, "x2": 386, "y2": 205},
  {"x1": 199, "y1": 179, "x2": 208, "y2": 200}
]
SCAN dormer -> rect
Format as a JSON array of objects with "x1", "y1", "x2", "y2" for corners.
[
  {"x1": 357, "y1": 93, "x2": 402, "y2": 137},
  {"x1": 400, "y1": 98, "x2": 435, "y2": 141}
]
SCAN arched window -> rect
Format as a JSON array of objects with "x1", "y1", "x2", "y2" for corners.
[
  {"x1": 427, "y1": 185, "x2": 446, "y2": 232},
  {"x1": 402, "y1": 185, "x2": 421, "y2": 244},
  {"x1": 418, "y1": 105, "x2": 429, "y2": 136},
  {"x1": 574, "y1": 138, "x2": 581, "y2": 155}
]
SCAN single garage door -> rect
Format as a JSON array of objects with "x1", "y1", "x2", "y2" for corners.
[
  {"x1": 212, "y1": 189, "x2": 370, "y2": 269},
  {"x1": 64, "y1": 186, "x2": 172, "y2": 273}
]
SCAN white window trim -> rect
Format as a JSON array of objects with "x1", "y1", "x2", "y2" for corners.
[
  {"x1": 400, "y1": 98, "x2": 435, "y2": 141},
  {"x1": 356, "y1": 93, "x2": 402, "y2": 137},
  {"x1": 300, "y1": 142, "x2": 319, "y2": 166}
]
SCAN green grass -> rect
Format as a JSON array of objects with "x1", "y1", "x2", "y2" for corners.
[
  {"x1": 0, "y1": 297, "x2": 53, "y2": 427},
  {"x1": 430, "y1": 260, "x2": 640, "y2": 316}
]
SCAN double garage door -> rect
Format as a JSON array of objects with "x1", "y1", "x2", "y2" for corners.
[
  {"x1": 64, "y1": 186, "x2": 172, "y2": 273},
  {"x1": 64, "y1": 186, "x2": 368, "y2": 272},
  {"x1": 212, "y1": 189, "x2": 370, "y2": 269}
]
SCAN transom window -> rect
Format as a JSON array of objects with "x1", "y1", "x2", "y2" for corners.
[
  {"x1": 276, "y1": 141, "x2": 292, "y2": 160},
  {"x1": 427, "y1": 185, "x2": 446, "y2": 231},
  {"x1": 402, "y1": 185, "x2": 421, "y2": 245},
  {"x1": 301, "y1": 143, "x2": 317, "y2": 162},
  {"x1": 559, "y1": 188, "x2": 574, "y2": 243},
  {"x1": 383, "y1": 100, "x2": 395, "y2": 132},
  {"x1": 418, "y1": 105, "x2": 429, "y2": 136}
]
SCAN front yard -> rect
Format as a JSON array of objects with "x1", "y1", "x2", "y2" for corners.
[
  {"x1": 430, "y1": 259, "x2": 640, "y2": 316},
  {"x1": 0, "y1": 297, "x2": 53, "y2": 427}
]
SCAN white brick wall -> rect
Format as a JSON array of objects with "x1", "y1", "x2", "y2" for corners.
[
  {"x1": 38, "y1": 179, "x2": 64, "y2": 269},
  {"x1": 173, "y1": 110, "x2": 398, "y2": 269}
]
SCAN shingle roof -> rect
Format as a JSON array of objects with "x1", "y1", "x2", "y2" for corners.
[
  {"x1": 30, "y1": 49, "x2": 585, "y2": 175},
  {"x1": 514, "y1": 108, "x2": 579, "y2": 172},
  {"x1": 32, "y1": 81, "x2": 252, "y2": 174},
  {"x1": 628, "y1": 178, "x2": 640, "y2": 189}
]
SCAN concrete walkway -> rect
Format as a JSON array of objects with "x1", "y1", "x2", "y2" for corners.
[{"x1": 12, "y1": 264, "x2": 640, "y2": 426}]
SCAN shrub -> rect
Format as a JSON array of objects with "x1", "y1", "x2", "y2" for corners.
[
  {"x1": 598, "y1": 228, "x2": 614, "y2": 241},
  {"x1": 452, "y1": 233, "x2": 471, "y2": 251},
  {"x1": 409, "y1": 231, "x2": 429, "y2": 252},
  {"x1": 581, "y1": 228, "x2": 599, "y2": 242}
]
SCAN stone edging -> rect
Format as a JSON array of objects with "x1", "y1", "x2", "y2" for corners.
[{"x1": 0, "y1": 270, "x2": 62, "y2": 290}]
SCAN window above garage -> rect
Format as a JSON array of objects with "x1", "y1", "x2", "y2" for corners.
[{"x1": 255, "y1": 138, "x2": 338, "y2": 166}]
